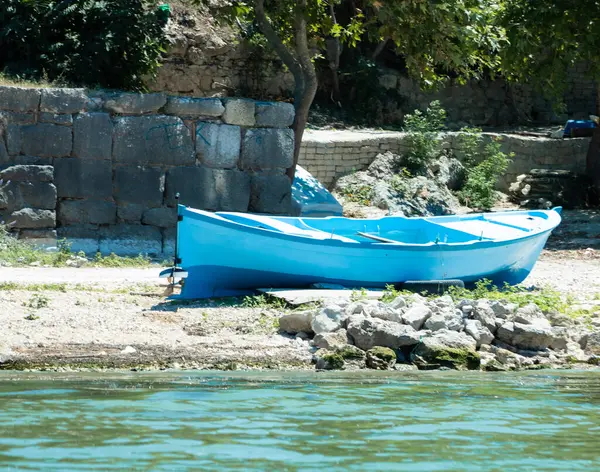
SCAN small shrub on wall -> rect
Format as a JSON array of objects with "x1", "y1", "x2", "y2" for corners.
[{"x1": 0, "y1": 0, "x2": 168, "y2": 90}]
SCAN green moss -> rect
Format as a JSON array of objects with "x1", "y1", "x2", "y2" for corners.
[
  {"x1": 335, "y1": 345, "x2": 366, "y2": 360},
  {"x1": 322, "y1": 353, "x2": 345, "y2": 370},
  {"x1": 430, "y1": 347, "x2": 480, "y2": 370},
  {"x1": 368, "y1": 346, "x2": 396, "y2": 363}
]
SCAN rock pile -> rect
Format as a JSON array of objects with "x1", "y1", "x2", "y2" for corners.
[
  {"x1": 508, "y1": 169, "x2": 598, "y2": 209},
  {"x1": 334, "y1": 151, "x2": 467, "y2": 217},
  {"x1": 278, "y1": 294, "x2": 599, "y2": 371}
]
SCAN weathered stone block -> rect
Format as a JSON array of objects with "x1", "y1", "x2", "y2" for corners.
[
  {"x1": 9, "y1": 181, "x2": 57, "y2": 210},
  {"x1": 39, "y1": 113, "x2": 73, "y2": 126},
  {"x1": 195, "y1": 122, "x2": 240, "y2": 169},
  {"x1": 6, "y1": 208, "x2": 55, "y2": 229},
  {"x1": 21, "y1": 123, "x2": 72, "y2": 157},
  {"x1": 113, "y1": 166, "x2": 164, "y2": 206},
  {"x1": 166, "y1": 166, "x2": 250, "y2": 211},
  {"x1": 104, "y1": 92, "x2": 167, "y2": 114},
  {"x1": 113, "y1": 115, "x2": 194, "y2": 166},
  {"x1": 57, "y1": 225, "x2": 100, "y2": 255},
  {"x1": 255, "y1": 102, "x2": 295, "y2": 128},
  {"x1": 6, "y1": 125, "x2": 21, "y2": 155},
  {"x1": 0, "y1": 87, "x2": 41, "y2": 112},
  {"x1": 12, "y1": 156, "x2": 52, "y2": 166},
  {"x1": 117, "y1": 203, "x2": 145, "y2": 223},
  {"x1": 18, "y1": 229, "x2": 57, "y2": 247},
  {"x1": 73, "y1": 113, "x2": 113, "y2": 160},
  {"x1": 142, "y1": 207, "x2": 176, "y2": 228},
  {"x1": 222, "y1": 99, "x2": 256, "y2": 126},
  {"x1": 162, "y1": 228, "x2": 176, "y2": 257},
  {"x1": 40, "y1": 88, "x2": 87, "y2": 113},
  {"x1": 241, "y1": 128, "x2": 294, "y2": 170},
  {"x1": 58, "y1": 200, "x2": 116, "y2": 225},
  {"x1": 0, "y1": 140, "x2": 9, "y2": 166},
  {"x1": 0, "y1": 164, "x2": 54, "y2": 182},
  {"x1": 1, "y1": 111, "x2": 35, "y2": 124},
  {"x1": 165, "y1": 97, "x2": 224, "y2": 117},
  {"x1": 249, "y1": 173, "x2": 292, "y2": 214},
  {"x1": 53, "y1": 159, "x2": 112, "y2": 198},
  {"x1": 99, "y1": 224, "x2": 162, "y2": 256}
]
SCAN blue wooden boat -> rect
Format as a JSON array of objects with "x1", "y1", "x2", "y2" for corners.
[{"x1": 170, "y1": 205, "x2": 562, "y2": 299}]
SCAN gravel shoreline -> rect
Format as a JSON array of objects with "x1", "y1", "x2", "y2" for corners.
[{"x1": 0, "y1": 247, "x2": 598, "y2": 372}]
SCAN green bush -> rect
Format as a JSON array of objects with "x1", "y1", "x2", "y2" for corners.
[
  {"x1": 403, "y1": 100, "x2": 446, "y2": 171},
  {"x1": 457, "y1": 130, "x2": 513, "y2": 211},
  {"x1": 0, "y1": 0, "x2": 169, "y2": 90}
]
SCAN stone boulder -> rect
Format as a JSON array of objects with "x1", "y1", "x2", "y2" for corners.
[
  {"x1": 313, "y1": 330, "x2": 349, "y2": 350},
  {"x1": 513, "y1": 303, "x2": 547, "y2": 324},
  {"x1": 584, "y1": 331, "x2": 600, "y2": 355},
  {"x1": 429, "y1": 155, "x2": 466, "y2": 191},
  {"x1": 496, "y1": 321, "x2": 554, "y2": 351},
  {"x1": 464, "y1": 319, "x2": 494, "y2": 348},
  {"x1": 366, "y1": 347, "x2": 397, "y2": 370},
  {"x1": 279, "y1": 311, "x2": 313, "y2": 334},
  {"x1": 311, "y1": 305, "x2": 345, "y2": 334},
  {"x1": 314, "y1": 350, "x2": 344, "y2": 370},
  {"x1": 347, "y1": 317, "x2": 420, "y2": 351},
  {"x1": 489, "y1": 300, "x2": 518, "y2": 319},
  {"x1": 402, "y1": 304, "x2": 432, "y2": 330},
  {"x1": 411, "y1": 330, "x2": 479, "y2": 370},
  {"x1": 334, "y1": 151, "x2": 465, "y2": 217},
  {"x1": 370, "y1": 302, "x2": 403, "y2": 323},
  {"x1": 472, "y1": 300, "x2": 497, "y2": 332},
  {"x1": 424, "y1": 310, "x2": 463, "y2": 331}
]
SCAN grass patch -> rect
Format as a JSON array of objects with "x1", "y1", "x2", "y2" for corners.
[
  {"x1": 25, "y1": 293, "x2": 50, "y2": 309},
  {"x1": 382, "y1": 279, "x2": 583, "y2": 317},
  {"x1": 0, "y1": 72, "x2": 57, "y2": 88},
  {"x1": 446, "y1": 279, "x2": 571, "y2": 314},
  {"x1": 0, "y1": 227, "x2": 156, "y2": 268},
  {"x1": 90, "y1": 252, "x2": 153, "y2": 268},
  {"x1": 339, "y1": 185, "x2": 374, "y2": 206},
  {"x1": 242, "y1": 294, "x2": 288, "y2": 310}
]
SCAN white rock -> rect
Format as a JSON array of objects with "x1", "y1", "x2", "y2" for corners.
[
  {"x1": 311, "y1": 305, "x2": 344, "y2": 334},
  {"x1": 465, "y1": 319, "x2": 494, "y2": 347},
  {"x1": 389, "y1": 296, "x2": 407, "y2": 310},
  {"x1": 312, "y1": 330, "x2": 349, "y2": 349},
  {"x1": 473, "y1": 300, "x2": 496, "y2": 332},
  {"x1": 462, "y1": 305, "x2": 473, "y2": 315},
  {"x1": 279, "y1": 311, "x2": 313, "y2": 334},
  {"x1": 489, "y1": 300, "x2": 517, "y2": 318},
  {"x1": 513, "y1": 303, "x2": 546, "y2": 325},
  {"x1": 120, "y1": 346, "x2": 136, "y2": 354},
  {"x1": 371, "y1": 302, "x2": 403, "y2": 323},
  {"x1": 424, "y1": 314, "x2": 447, "y2": 331},
  {"x1": 402, "y1": 304, "x2": 432, "y2": 330}
]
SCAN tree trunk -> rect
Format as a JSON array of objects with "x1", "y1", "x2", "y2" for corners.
[
  {"x1": 253, "y1": 0, "x2": 318, "y2": 183},
  {"x1": 585, "y1": 84, "x2": 600, "y2": 194},
  {"x1": 289, "y1": 72, "x2": 318, "y2": 181}
]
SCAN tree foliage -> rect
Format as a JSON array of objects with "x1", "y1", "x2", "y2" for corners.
[
  {"x1": 0, "y1": 0, "x2": 169, "y2": 90},
  {"x1": 499, "y1": 0, "x2": 600, "y2": 103},
  {"x1": 358, "y1": 0, "x2": 506, "y2": 87}
]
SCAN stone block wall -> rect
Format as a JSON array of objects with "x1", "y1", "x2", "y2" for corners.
[
  {"x1": 299, "y1": 130, "x2": 590, "y2": 191},
  {"x1": 0, "y1": 86, "x2": 295, "y2": 255}
]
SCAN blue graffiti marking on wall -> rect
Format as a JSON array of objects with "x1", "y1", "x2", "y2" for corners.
[
  {"x1": 195, "y1": 123, "x2": 211, "y2": 146},
  {"x1": 145, "y1": 123, "x2": 185, "y2": 150}
]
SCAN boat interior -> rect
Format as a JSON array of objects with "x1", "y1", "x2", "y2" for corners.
[{"x1": 214, "y1": 210, "x2": 554, "y2": 245}]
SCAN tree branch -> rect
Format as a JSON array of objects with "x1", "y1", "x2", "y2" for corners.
[
  {"x1": 372, "y1": 37, "x2": 389, "y2": 60},
  {"x1": 253, "y1": 0, "x2": 303, "y2": 80},
  {"x1": 294, "y1": 0, "x2": 314, "y2": 80}
]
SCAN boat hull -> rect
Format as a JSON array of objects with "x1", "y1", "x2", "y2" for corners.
[{"x1": 176, "y1": 208, "x2": 556, "y2": 299}]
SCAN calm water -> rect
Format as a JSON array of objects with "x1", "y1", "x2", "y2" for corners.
[{"x1": 0, "y1": 370, "x2": 599, "y2": 471}]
